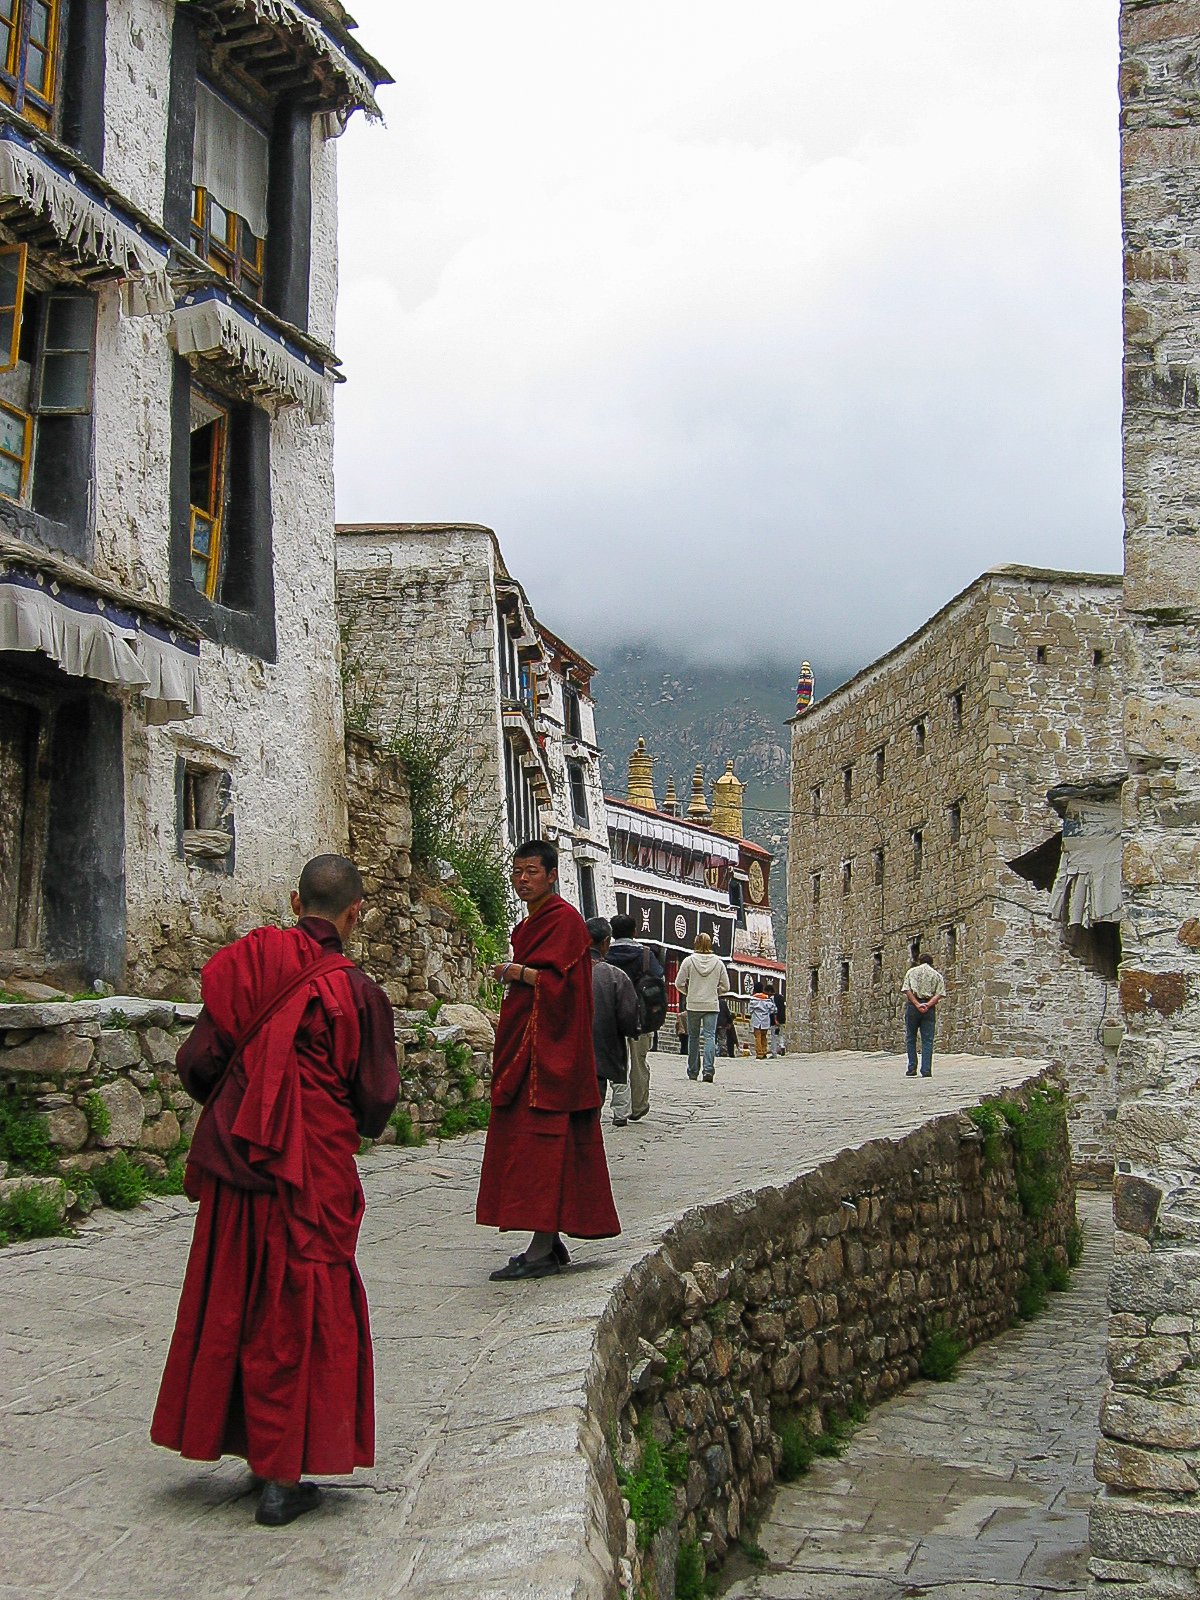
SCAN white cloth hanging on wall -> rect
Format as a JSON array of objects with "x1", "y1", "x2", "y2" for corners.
[
  {"x1": 193, "y1": 82, "x2": 271, "y2": 239},
  {"x1": 1049, "y1": 801, "x2": 1123, "y2": 929},
  {"x1": 169, "y1": 290, "x2": 332, "y2": 424}
]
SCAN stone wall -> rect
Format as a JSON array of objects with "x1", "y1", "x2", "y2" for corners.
[
  {"x1": 0, "y1": 996, "x2": 198, "y2": 1218},
  {"x1": 587, "y1": 1073, "x2": 1076, "y2": 1597},
  {"x1": 786, "y1": 567, "x2": 1124, "y2": 1170},
  {"x1": 344, "y1": 731, "x2": 487, "y2": 1009},
  {"x1": 1089, "y1": 2, "x2": 1200, "y2": 1589}
]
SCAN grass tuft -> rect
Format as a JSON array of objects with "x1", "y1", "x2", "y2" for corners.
[
  {"x1": 1066, "y1": 1219, "x2": 1085, "y2": 1267},
  {"x1": 388, "y1": 1108, "x2": 426, "y2": 1147},
  {"x1": 921, "y1": 1325, "x2": 964, "y2": 1382},
  {"x1": 0, "y1": 1182, "x2": 67, "y2": 1245},
  {"x1": 1018, "y1": 1247, "x2": 1048, "y2": 1319},
  {"x1": 675, "y1": 1538, "x2": 706, "y2": 1600},
  {"x1": 0, "y1": 1097, "x2": 55, "y2": 1173},
  {"x1": 83, "y1": 1092, "x2": 110, "y2": 1138},
  {"x1": 437, "y1": 1100, "x2": 490, "y2": 1138},
  {"x1": 93, "y1": 1153, "x2": 147, "y2": 1210}
]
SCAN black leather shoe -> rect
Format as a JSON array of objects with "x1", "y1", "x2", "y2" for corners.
[
  {"x1": 905, "y1": 1070, "x2": 917, "y2": 1077},
  {"x1": 552, "y1": 1235, "x2": 571, "y2": 1266},
  {"x1": 489, "y1": 1252, "x2": 560, "y2": 1281},
  {"x1": 255, "y1": 1481, "x2": 322, "y2": 1527}
]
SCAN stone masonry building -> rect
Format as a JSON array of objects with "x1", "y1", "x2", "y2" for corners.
[
  {"x1": 0, "y1": 0, "x2": 388, "y2": 998},
  {"x1": 787, "y1": 565, "x2": 1123, "y2": 1169},
  {"x1": 1089, "y1": 1, "x2": 1200, "y2": 1585},
  {"x1": 335, "y1": 522, "x2": 615, "y2": 920}
]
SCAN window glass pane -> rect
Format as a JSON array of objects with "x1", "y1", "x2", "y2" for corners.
[
  {"x1": 191, "y1": 515, "x2": 212, "y2": 557},
  {"x1": 191, "y1": 554, "x2": 209, "y2": 592},
  {"x1": 40, "y1": 351, "x2": 89, "y2": 411},
  {"x1": 0, "y1": 450, "x2": 21, "y2": 497},
  {"x1": 190, "y1": 418, "x2": 219, "y2": 513},
  {"x1": 0, "y1": 250, "x2": 19, "y2": 309},
  {"x1": 210, "y1": 199, "x2": 229, "y2": 245},
  {"x1": 29, "y1": 2, "x2": 49, "y2": 47},
  {"x1": 0, "y1": 0, "x2": 15, "y2": 21},
  {"x1": 45, "y1": 297, "x2": 92, "y2": 353},
  {"x1": 0, "y1": 309, "x2": 14, "y2": 364},
  {"x1": 0, "y1": 404, "x2": 24, "y2": 458}
]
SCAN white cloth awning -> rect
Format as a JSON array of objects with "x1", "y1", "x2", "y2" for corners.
[
  {"x1": 0, "y1": 127, "x2": 173, "y2": 316},
  {"x1": 193, "y1": 82, "x2": 270, "y2": 240},
  {"x1": 169, "y1": 290, "x2": 332, "y2": 424},
  {"x1": 1049, "y1": 802, "x2": 1122, "y2": 928},
  {"x1": 0, "y1": 574, "x2": 202, "y2": 723}
]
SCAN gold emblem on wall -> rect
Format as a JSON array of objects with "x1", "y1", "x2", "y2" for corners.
[{"x1": 748, "y1": 861, "x2": 765, "y2": 905}]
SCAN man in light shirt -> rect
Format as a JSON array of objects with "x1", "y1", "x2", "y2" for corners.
[{"x1": 901, "y1": 951, "x2": 946, "y2": 1078}]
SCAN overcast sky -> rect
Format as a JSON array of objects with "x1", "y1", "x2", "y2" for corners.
[{"x1": 334, "y1": 1, "x2": 1122, "y2": 676}]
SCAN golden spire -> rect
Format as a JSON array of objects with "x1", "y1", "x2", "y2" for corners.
[
  {"x1": 711, "y1": 759, "x2": 744, "y2": 839},
  {"x1": 662, "y1": 777, "x2": 680, "y2": 817},
  {"x1": 686, "y1": 764, "x2": 711, "y2": 822},
  {"x1": 627, "y1": 737, "x2": 657, "y2": 811}
]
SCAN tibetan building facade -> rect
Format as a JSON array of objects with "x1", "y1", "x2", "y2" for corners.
[
  {"x1": 334, "y1": 521, "x2": 615, "y2": 920},
  {"x1": 0, "y1": 0, "x2": 388, "y2": 997},
  {"x1": 787, "y1": 565, "x2": 1123, "y2": 1169},
  {"x1": 607, "y1": 738, "x2": 784, "y2": 1019}
]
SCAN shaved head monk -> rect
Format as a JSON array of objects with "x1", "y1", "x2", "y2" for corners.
[
  {"x1": 151, "y1": 854, "x2": 399, "y2": 1527},
  {"x1": 476, "y1": 838, "x2": 620, "y2": 1279}
]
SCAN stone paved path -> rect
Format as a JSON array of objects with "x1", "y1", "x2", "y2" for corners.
[
  {"x1": 0, "y1": 1051, "x2": 1042, "y2": 1600},
  {"x1": 726, "y1": 1190, "x2": 1112, "y2": 1600}
]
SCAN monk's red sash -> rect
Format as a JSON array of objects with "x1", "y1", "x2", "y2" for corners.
[{"x1": 192, "y1": 950, "x2": 353, "y2": 1141}]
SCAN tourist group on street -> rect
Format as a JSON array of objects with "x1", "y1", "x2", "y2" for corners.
[{"x1": 150, "y1": 840, "x2": 946, "y2": 1530}]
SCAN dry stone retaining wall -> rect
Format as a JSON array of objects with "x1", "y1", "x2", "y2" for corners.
[{"x1": 586, "y1": 1073, "x2": 1076, "y2": 1598}]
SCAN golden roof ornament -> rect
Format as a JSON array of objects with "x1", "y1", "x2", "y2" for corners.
[
  {"x1": 627, "y1": 736, "x2": 657, "y2": 811},
  {"x1": 711, "y1": 759, "x2": 744, "y2": 839},
  {"x1": 662, "y1": 776, "x2": 680, "y2": 817},
  {"x1": 686, "y1": 764, "x2": 711, "y2": 822}
]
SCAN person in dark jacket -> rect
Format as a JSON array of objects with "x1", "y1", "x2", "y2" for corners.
[
  {"x1": 717, "y1": 997, "x2": 739, "y2": 1058},
  {"x1": 606, "y1": 913, "x2": 666, "y2": 1122},
  {"x1": 588, "y1": 918, "x2": 640, "y2": 1127}
]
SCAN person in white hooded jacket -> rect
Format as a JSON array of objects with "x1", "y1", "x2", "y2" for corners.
[{"x1": 675, "y1": 934, "x2": 731, "y2": 1083}]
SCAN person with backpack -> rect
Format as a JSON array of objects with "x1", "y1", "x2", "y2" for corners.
[
  {"x1": 588, "y1": 917, "x2": 641, "y2": 1126},
  {"x1": 607, "y1": 913, "x2": 668, "y2": 1122}
]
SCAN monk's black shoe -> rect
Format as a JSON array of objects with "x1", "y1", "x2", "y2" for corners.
[
  {"x1": 255, "y1": 1481, "x2": 322, "y2": 1527},
  {"x1": 552, "y1": 1234, "x2": 571, "y2": 1266},
  {"x1": 489, "y1": 1252, "x2": 559, "y2": 1281}
]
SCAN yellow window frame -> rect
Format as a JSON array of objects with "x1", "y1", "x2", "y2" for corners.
[
  {"x1": 0, "y1": 396, "x2": 32, "y2": 500},
  {"x1": 24, "y1": 0, "x2": 60, "y2": 111},
  {"x1": 0, "y1": 241, "x2": 27, "y2": 373},
  {"x1": 189, "y1": 407, "x2": 227, "y2": 600}
]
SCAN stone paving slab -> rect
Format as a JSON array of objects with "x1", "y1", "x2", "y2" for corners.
[
  {"x1": 0, "y1": 1051, "x2": 1037, "y2": 1599},
  {"x1": 726, "y1": 1189, "x2": 1112, "y2": 1600}
]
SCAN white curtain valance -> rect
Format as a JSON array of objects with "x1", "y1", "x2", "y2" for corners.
[
  {"x1": 0, "y1": 576, "x2": 202, "y2": 723},
  {"x1": 193, "y1": 82, "x2": 270, "y2": 240},
  {"x1": 0, "y1": 131, "x2": 173, "y2": 316},
  {"x1": 169, "y1": 291, "x2": 332, "y2": 424},
  {"x1": 1049, "y1": 804, "x2": 1123, "y2": 929}
]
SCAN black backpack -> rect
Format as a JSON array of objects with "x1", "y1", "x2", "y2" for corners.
[{"x1": 634, "y1": 945, "x2": 669, "y2": 1034}]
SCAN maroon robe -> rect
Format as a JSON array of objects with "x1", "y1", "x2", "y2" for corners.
[
  {"x1": 476, "y1": 895, "x2": 620, "y2": 1238},
  {"x1": 151, "y1": 918, "x2": 399, "y2": 1482}
]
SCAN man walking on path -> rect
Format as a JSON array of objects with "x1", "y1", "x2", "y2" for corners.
[
  {"x1": 588, "y1": 918, "x2": 640, "y2": 1127},
  {"x1": 606, "y1": 912, "x2": 667, "y2": 1122},
  {"x1": 476, "y1": 839, "x2": 620, "y2": 1280},
  {"x1": 675, "y1": 933, "x2": 731, "y2": 1083},
  {"x1": 748, "y1": 982, "x2": 776, "y2": 1059},
  {"x1": 770, "y1": 983, "x2": 786, "y2": 1056},
  {"x1": 902, "y1": 950, "x2": 946, "y2": 1077},
  {"x1": 151, "y1": 855, "x2": 400, "y2": 1529}
]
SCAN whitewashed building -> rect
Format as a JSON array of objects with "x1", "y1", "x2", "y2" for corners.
[
  {"x1": 335, "y1": 522, "x2": 616, "y2": 920},
  {"x1": 0, "y1": 0, "x2": 388, "y2": 995}
]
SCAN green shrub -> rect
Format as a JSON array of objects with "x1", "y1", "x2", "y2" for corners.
[
  {"x1": 921, "y1": 1325, "x2": 963, "y2": 1381},
  {"x1": 1046, "y1": 1256, "x2": 1071, "y2": 1293},
  {"x1": 999, "y1": 1087, "x2": 1067, "y2": 1220},
  {"x1": 739, "y1": 1537, "x2": 768, "y2": 1568},
  {"x1": 613, "y1": 1427, "x2": 675, "y2": 1551},
  {"x1": 147, "y1": 1157, "x2": 187, "y2": 1197},
  {"x1": 0, "y1": 1182, "x2": 67, "y2": 1245},
  {"x1": 778, "y1": 1415, "x2": 815, "y2": 1480},
  {"x1": 388, "y1": 1108, "x2": 426, "y2": 1147},
  {"x1": 848, "y1": 1398, "x2": 869, "y2": 1423},
  {"x1": 83, "y1": 1092, "x2": 110, "y2": 1138},
  {"x1": 661, "y1": 1332, "x2": 684, "y2": 1384},
  {"x1": 437, "y1": 1100, "x2": 490, "y2": 1138},
  {"x1": 442, "y1": 1040, "x2": 473, "y2": 1074},
  {"x1": 663, "y1": 1431, "x2": 689, "y2": 1486},
  {"x1": 1066, "y1": 1219, "x2": 1085, "y2": 1267},
  {"x1": 0, "y1": 1097, "x2": 55, "y2": 1173},
  {"x1": 1018, "y1": 1249, "x2": 1048, "y2": 1319},
  {"x1": 675, "y1": 1539, "x2": 706, "y2": 1600},
  {"x1": 966, "y1": 1102, "x2": 1006, "y2": 1169},
  {"x1": 93, "y1": 1153, "x2": 147, "y2": 1210}
]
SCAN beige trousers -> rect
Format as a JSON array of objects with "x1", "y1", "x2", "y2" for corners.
[{"x1": 628, "y1": 1032, "x2": 652, "y2": 1118}]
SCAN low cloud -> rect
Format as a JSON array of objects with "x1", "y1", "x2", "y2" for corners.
[{"x1": 335, "y1": 0, "x2": 1122, "y2": 674}]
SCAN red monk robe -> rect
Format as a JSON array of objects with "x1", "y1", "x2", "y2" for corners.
[
  {"x1": 476, "y1": 894, "x2": 620, "y2": 1238},
  {"x1": 151, "y1": 917, "x2": 398, "y2": 1483}
]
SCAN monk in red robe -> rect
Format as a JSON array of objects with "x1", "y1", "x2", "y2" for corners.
[
  {"x1": 476, "y1": 838, "x2": 620, "y2": 1279},
  {"x1": 151, "y1": 855, "x2": 399, "y2": 1527}
]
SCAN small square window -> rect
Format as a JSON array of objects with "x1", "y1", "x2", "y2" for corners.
[
  {"x1": 872, "y1": 949, "x2": 883, "y2": 985},
  {"x1": 1093, "y1": 648, "x2": 1105, "y2": 668},
  {"x1": 950, "y1": 690, "x2": 963, "y2": 732},
  {"x1": 910, "y1": 937, "x2": 922, "y2": 965},
  {"x1": 842, "y1": 860, "x2": 852, "y2": 896},
  {"x1": 1036, "y1": 645, "x2": 1047, "y2": 664},
  {"x1": 875, "y1": 746, "x2": 885, "y2": 786},
  {"x1": 811, "y1": 784, "x2": 822, "y2": 818},
  {"x1": 568, "y1": 759, "x2": 589, "y2": 826},
  {"x1": 812, "y1": 871, "x2": 821, "y2": 905},
  {"x1": 873, "y1": 847, "x2": 884, "y2": 886},
  {"x1": 839, "y1": 958, "x2": 851, "y2": 994},
  {"x1": 948, "y1": 800, "x2": 962, "y2": 844},
  {"x1": 178, "y1": 758, "x2": 234, "y2": 873},
  {"x1": 843, "y1": 765, "x2": 853, "y2": 804},
  {"x1": 912, "y1": 829, "x2": 924, "y2": 875},
  {"x1": 945, "y1": 926, "x2": 958, "y2": 964},
  {"x1": 914, "y1": 720, "x2": 926, "y2": 753},
  {"x1": 810, "y1": 965, "x2": 819, "y2": 998}
]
